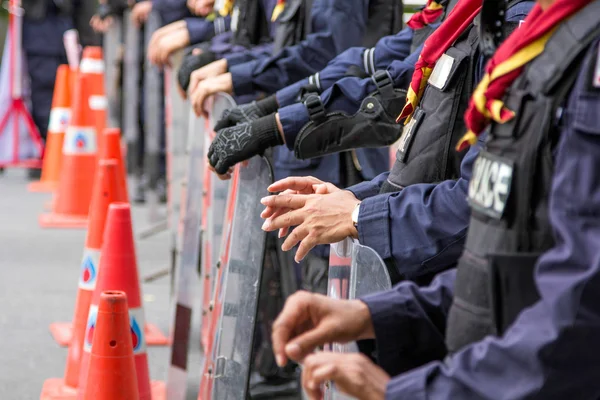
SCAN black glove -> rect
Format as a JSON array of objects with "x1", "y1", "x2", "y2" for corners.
[
  {"x1": 213, "y1": 95, "x2": 279, "y2": 131},
  {"x1": 177, "y1": 49, "x2": 217, "y2": 92},
  {"x1": 208, "y1": 114, "x2": 282, "y2": 174}
]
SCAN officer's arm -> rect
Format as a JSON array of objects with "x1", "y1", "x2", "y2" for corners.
[
  {"x1": 229, "y1": 0, "x2": 368, "y2": 96},
  {"x1": 359, "y1": 269, "x2": 455, "y2": 377},
  {"x1": 381, "y1": 43, "x2": 600, "y2": 400},
  {"x1": 276, "y1": 27, "x2": 416, "y2": 108},
  {"x1": 278, "y1": 51, "x2": 419, "y2": 149},
  {"x1": 185, "y1": 16, "x2": 230, "y2": 45},
  {"x1": 356, "y1": 135, "x2": 479, "y2": 279},
  {"x1": 222, "y1": 43, "x2": 275, "y2": 70}
]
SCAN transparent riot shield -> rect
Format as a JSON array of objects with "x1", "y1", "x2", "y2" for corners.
[
  {"x1": 164, "y1": 48, "x2": 190, "y2": 288},
  {"x1": 166, "y1": 108, "x2": 206, "y2": 400},
  {"x1": 210, "y1": 155, "x2": 273, "y2": 399},
  {"x1": 325, "y1": 238, "x2": 392, "y2": 400},
  {"x1": 199, "y1": 93, "x2": 236, "y2": 352},
  {"x1": 122, "y1": 11, "x2": 140, "y2": 181},
  {"x1": 102, "y1": 16, "x2": 122, "y2": 129}
]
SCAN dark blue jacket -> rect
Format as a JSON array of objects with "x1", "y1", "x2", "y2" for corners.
[
  {"x1": 185, "y1": 15, "x2": 231, "y2": 45},
  {"x1": 152, "y1": 0, "x2": 193, "y2": 25},
  {"x1": 361, "y1": 35, "x2": 600, "y2": 400},
  {"x1": 229, "y1": 0, "x2": 370, "y2": 96}
]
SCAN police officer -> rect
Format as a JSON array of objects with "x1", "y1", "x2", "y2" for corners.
[
  {"x1": 217, "y1": 0, "x2": 531, "y2": 285},
  {"x1": 21, "y1": 0, "x2": 97, "y2": 179},
  {"x1": 270, "y1": 1, "x2": 600, "y2": 398},
  {"x1": 186, "y1": 0, "x2": 403, "y2": 118}
]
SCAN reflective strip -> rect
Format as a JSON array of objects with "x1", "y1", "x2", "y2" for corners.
[
  {"x1": 314, "y1": 72, "x2": 321, "y2": 91},
  {"x1": 83, "y1": 305, "x2": 148, "y2": 354},
  {"x1": 368, "y1": 48, "x2": 375, "y2": 75},
  {"x1": 48, "y1": 107, "x2": 71, "y2": 133},
  {"x1": 363, "y1": 50, "x2": 369, "y2": 74},
  {"x1": 89, "y1": 95, "x2": 108, "y2": 111},
  {"x1": 63, "y1": 126, "x2": 97, "y2": 155},
  {"x1": 78, "y1": 248, "x2": 101, "y2": 290},
  {"x1": 80, "y1": 58, "x2": 105, "y2": 74}
]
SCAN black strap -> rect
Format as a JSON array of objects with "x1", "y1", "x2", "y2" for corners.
[
  {"x1": 371, "y1": 70, "x2": 395, "y2": 101},
  {"x1": 304, "y1": 95, "x2": 326, "y2": 123}
]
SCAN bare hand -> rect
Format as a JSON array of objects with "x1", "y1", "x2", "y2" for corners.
[
  {"x1": 302, "y1": 352, "x2": 389, "y2": 400},
  {"x1": 90, "y1": 15, "x2": 113, "y2": 33},
  {"x1": 262, "y1": 176, "x2": 341, "y2": 238},
  {"x1": 130, "y1": 1, "x2": 153, "y2": 27},
  {"x1": 190, "y1": 73, "x2": 233, "y2": 118},
  {"x1": 272, "y1": 291, "x2": 374, "y2": 366},
  {"x1": 260, "y1": 190, "x2": 360, "y2": 261},
  {"x1": 188, "y1": 0, "x2": 215, "y2": 15},
  {"x1": 147, "y1": 21, "x2": 188, "y2": 67},
  {"x1": 187, "y1": 59, "x2": 228, "y2": 95}
]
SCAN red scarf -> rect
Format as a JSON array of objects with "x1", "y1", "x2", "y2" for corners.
[
  {"x1": 398, "y1": 0, "x2": 482, "y2": 124},
  {"x1": 457, "y1": 0, "x2": 593, "y2": 150},
  {"x1": 407, "y1": 0, "x2": 446, "y2": 30}
]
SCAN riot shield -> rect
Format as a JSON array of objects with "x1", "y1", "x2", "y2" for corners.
[
  {"x1": 199, "y1": 93, "x2": 236, "y2": 352},
  {"x1": 166, "y1": 108, "x2": 206, "y2": 400},
  {"x1": 210, "y1": 155, "x2": 273, "y2": 399},
  {"x1": 102, "y1": 16, "x2": 122, "y2": 129},
  {"x1": 164, "y1": 47, "x2": 190, "y2": 285},
  {"x1": 325, "y1": 238, "x2": 391, "y2": 400},
  {"x1": 122, "y1": 11, "x2": 140, "y2": 178}
]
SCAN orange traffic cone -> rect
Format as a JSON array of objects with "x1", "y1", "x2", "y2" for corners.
[
  {"x1": 28, "y1": 65, "x2": 74, "y2": 192},
  {"x1": 99, "y1": 128, "x2": 128, "y2": 202},
  {"x1": 40, "y1": 159, "x2": 125, "y2": 400},
  {"x1": 39, "y1": 73, "x2": 97, "y2": 229},
  {"x1": 82, "y1": 291, "x2": 140, "y2": 400},
  {"x1": 80, "y1": 47, "x2": 107, "y2": 155},
  {"x1": 78, "y1": 203, "x2": 166, "y2": 400}
]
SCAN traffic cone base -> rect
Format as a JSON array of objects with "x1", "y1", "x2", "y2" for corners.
[
  {"x1": 40, "y1": 378, "x2": 165, "y2": 400},
  {"x1": 38, "y1": 212, "x2": 88, "y2": 229},
  {"x1": 40, "y1": 378, "x2": 77, "y2": 400},
  {"x1": 48, "y1": 322, "x2": 169, "y2": 347},
  {"x1": 28, "y1": 180, "x2": 58, "y2": 192}
]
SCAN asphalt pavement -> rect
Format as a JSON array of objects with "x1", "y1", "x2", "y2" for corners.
[{"x1": 0, "y1": 168, "x2": 203, "y2": 399}]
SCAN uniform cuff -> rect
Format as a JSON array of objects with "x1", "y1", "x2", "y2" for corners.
[
  {"x1": 357, "y1": 194, "x2": 392, "y2": 260},
  {"x1": 185, "y1": 18, "x2": 214, "y2": 45},
  {"x1": 224, "y1": 52, "x2": 252, "y2": 68},
  {"x1": 347, "y1": 181, "x2": 382, "y2": 200},
  {"x1": 278, "y1": 103, "x2": 310, "y2": 150},
  {"x1": 384, "y1": 367, "x2": 429, "y2": 400},
  {"x1": 276, "y1": 78, "x2": 309, "y2": 107},
  {"x1": 229, "y1": 61, "x2": 259, "y2": 96}
]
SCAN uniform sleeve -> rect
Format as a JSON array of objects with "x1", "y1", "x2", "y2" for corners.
[
  {"x1": 224, "y1": 43, "x2": 274, "y2": 69},
  {"x1": 228, "y1": 0, "x2": 369, "y2": 96},
  {"x1": 360, "y1": 269, "x2": 455, "y2": 376},
  {"x1": 357, "y1": 136, "x2": 480, "y2": 279},
  {"x1": 384, "y1": 40, "x2": 600, "y2": 400},
  {"x1": 185, "y1": 18, "x2": 216, "y2": 45},
  {"x1": 278, "y1": 51, "x2": 419, "y2": 149},
  {"x1": 346, "y1": 172, "x2": 389, "y2": 199},
  {"x1": 275, "y1": 27, "x2": 415, "y2": 108}
]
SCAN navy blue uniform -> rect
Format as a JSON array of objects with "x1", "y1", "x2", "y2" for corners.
[
  {"x1": 185, "y1": 15, "x2": 231, "y2": 45},
  {"x1": 229, "y1": 0, "x2": 371, "y2": 96},
  {"x1": 360, "y1": 34, "x2": 600, "y2": 400},
  {"x1": 152, "y1": 0, "x2": 192, "y2": 25}
]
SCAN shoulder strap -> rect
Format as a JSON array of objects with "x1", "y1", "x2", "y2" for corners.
[{"x1": 527, "y1": 0, "x2": 600, "y2": 95}]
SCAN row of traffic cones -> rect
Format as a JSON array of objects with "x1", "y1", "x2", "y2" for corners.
[{"x1": 33, "y1": 47, "x2": 167, "y2": 399}]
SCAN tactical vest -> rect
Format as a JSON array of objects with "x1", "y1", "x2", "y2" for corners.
[
  {"x1": 231, "y1": 0, "x2": 273, "y2": 48},
  {"x1": 363, "y1": 0, "x2": 404, "y2": 48},
  {"x1": 445, "y1": 0, "x2": 600, "y2": 354},
  {"x1": 272, "y1": 0, "x2": 314, "y2": 52},
  {"x1": 381, "y1": 23, "x2": 479, "y2": 193}
]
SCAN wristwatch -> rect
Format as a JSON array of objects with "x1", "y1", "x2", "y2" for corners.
[{"x1": 351, "y1": 202, "x2": 361, "y2": 227}]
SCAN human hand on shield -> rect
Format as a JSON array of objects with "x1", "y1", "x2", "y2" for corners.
[
  {"x1": 213, "y1": 95, "x2": 280, "y2": 130},
  {"x1": 301, "y1": 352, "x2": 389, "y2": 400},
  {"x1": 147, "y1": 21, "x2": 190, "y2": 67},
  {"x1": 207, "y1": 114, "x2": 283, "y2": 175},
  {"x1": 190, "y1": 73, "x2": 233, "y2": 118},
  {"x1": 271, "y1": 291, "x2": 375, "y2": 366},
  {"x1": 260, "y1": 188, "x2": 360, "y2": 262},
  {"x1": 187, "y1": 60, "x2": 229, "y2": 96},
  {"x1": 261, "y1": 176, "x2": 342, "y2": 239}
]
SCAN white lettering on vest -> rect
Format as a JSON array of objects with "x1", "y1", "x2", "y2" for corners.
[{"x1": 469, "y1": 152, "x2": 513, "y2": 219}]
